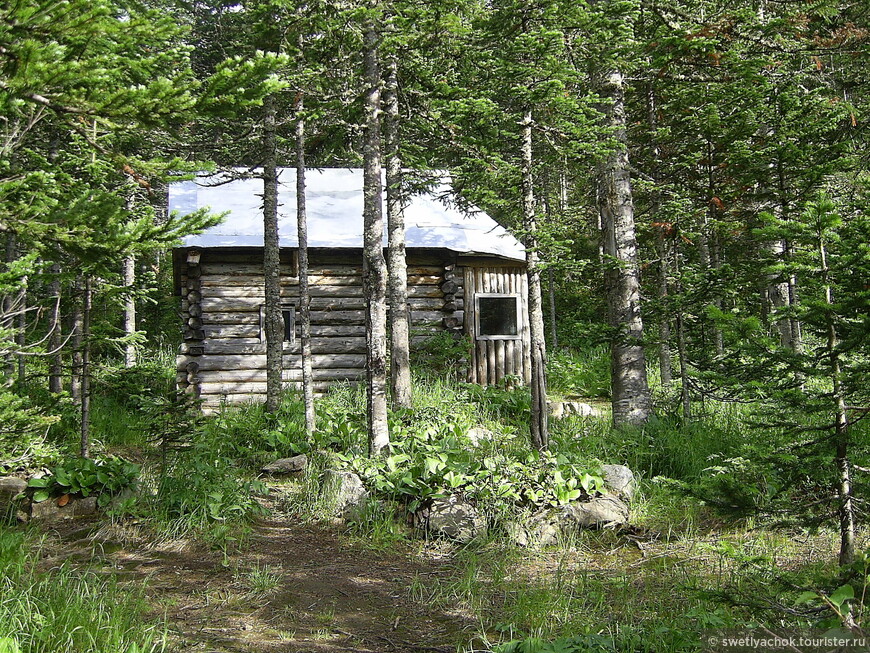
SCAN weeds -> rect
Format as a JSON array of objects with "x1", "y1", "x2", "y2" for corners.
[{"x1": 0, "y1": 526, "x2": 166, "y2": 653}]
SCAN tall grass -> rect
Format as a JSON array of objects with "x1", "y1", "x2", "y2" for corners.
[{"x1": 0, "y1": 526, "x2": 166, "y2": 653}]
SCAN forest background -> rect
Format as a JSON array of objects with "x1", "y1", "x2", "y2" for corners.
[{"x1": 0, "y1": 0, "x2": 869, "y2": 651}]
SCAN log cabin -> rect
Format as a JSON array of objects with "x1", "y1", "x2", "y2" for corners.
[{"x1": 170, "y1": 168, "x2": 530, "y2": 410}]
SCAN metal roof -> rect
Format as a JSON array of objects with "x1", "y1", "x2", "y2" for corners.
[{"x1": 170, "y1": 168, "x2": 525, "y2": 261}]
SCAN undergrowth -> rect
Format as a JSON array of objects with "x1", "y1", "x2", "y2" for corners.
[{"x1": 0, "y1": 526, "x2": 166, "y2": 653}]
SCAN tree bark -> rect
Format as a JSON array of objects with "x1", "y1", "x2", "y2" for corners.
[
  {"x1": 295, "y1": 96, "x2": 316, "y2": 435},
  {"x1": 819, "y1": 235, "x2": 854, "y2": 566},
  {"x1": 384, "y1": 56, "x2": 412, "y2": 410},
  {"x1": 363, "y1": 7, "x2": 390, "y2": 456},
  {"x1": 70, "y1": 276, "x2": 83, "y2": 403},
  {"x1": 597, "y1": 69, "x2": 653, "y2": 427},
  {"x1": 3, "y1": 235, "x2": 16, "y2": 378},
  {"x1": 80, "y1": 276, "x2": 92, "y2": 458},
  {"x1": 262, "y1": 94, "x2": 283, "y2": 414},
  {"x1": 48, "y1": 264, "x2": 63, "y2": 394},
  {"x1": 122, "y1": 255, "x2": 137, "y2": 367},
  {"x1": 521, "y1": 110, "x2": 548, "y2": 450},
  {"x1": 655, "y1": 228, "x2": 673, "y2": 386}
]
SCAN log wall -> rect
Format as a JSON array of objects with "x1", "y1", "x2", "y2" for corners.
[{"x1": 176, "y1": 248, "x2": 477, "y2": 409}]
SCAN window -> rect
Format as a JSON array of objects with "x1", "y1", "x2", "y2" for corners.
[
  {"x1": 474, "y1": 293, "x2": 521, "y2": 340},
  {"x1": 260, "y1": 303, "x2": 296, "y2": 344}
]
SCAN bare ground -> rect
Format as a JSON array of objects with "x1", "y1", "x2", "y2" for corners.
[{"x1": 39, "y1": 513, "x2": 477, "y2": 653}]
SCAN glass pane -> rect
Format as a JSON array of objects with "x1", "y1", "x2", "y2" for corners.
[
  {"x1": 477, "y1": 296, "x2": 518, "y2": 337},
  {"x1": 282, "y1": 308, "x2": 295, "y2": 342}
]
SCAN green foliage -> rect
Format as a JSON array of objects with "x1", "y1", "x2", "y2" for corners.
[
  {"x1": 409, "y1": 332, "x2": 470, "y2": 379},
  {"x1": 0, "y1": 391, "x2": 60, "y2": 472},
  {"x1": 0, "y1": 525, "x2": 166, "y2": 653},
  {"x1": 26, "y1": 456, "x2": 139, "y2": 508},
  {"x1": 494, "y1": 633, "x2": 615, "y2": 653},
  {"x1": 547, "y1": 347, "x2": 610, "y2": 399},
  {"x1": 146, "y1": 439, "x2": 268, "y2": 548}
]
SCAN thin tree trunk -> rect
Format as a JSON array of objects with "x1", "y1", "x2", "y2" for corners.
[
  {"x1": 48, "y1": 264, "x2": 63, "y2": 394},
  {"x1": 80, "y1": 276, "x2": 92, "y2": 458},
  {"x1": 295, "y1": 95, "x2": 316, "y2": 435},
  {"x1": 655, "y1": 228, "x2": 673, "y2": 386},
  {"x1": 15, "y1": 273, "x2": 26, "y2": 383},
  {"x1": 263, "y1": 94, "x2": 283, "y2": 414},
  {"x1": 521, "y1": 110, "x2": 548, "y2": 450},
  {"x1": 71, "y1": 276, "x2": 83, "y2": 403},
  {"x1": 363, "y1": 7, "x2": 390, "y2": 456},
  {"x1": 597, "y1": 69, "x2": 653, "y2": 427},
  {"x1": 384, "y1": 55, "x2": 412, "y2": 409},
  {"x1": 673, "y1": 248, "x2": 691, "y2": 418},
  {"x1": 123, "y1": 255, "x2": 137, "y2": 367},
  {"x1": 3, "y1": 235, "x2": 16, "y2": 378},
  {"x1": 547, "y1": 267, "x2": 558, "y2": 350},
  {"x1": 819, "y1": 235, "x2": 854, "y2": 566}
]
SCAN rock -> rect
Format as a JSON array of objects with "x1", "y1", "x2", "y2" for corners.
[
  {"x1": 262, "y1": 454, "x2": 308, "y2": 475},
  {"x1": 466, "y1": 427, "x2": 495, "y2": 446},
  {"x1": 601, "y1": 464, "x2": 636, "y2": 501},
  {"x1": 73, "y1": 496, "x2": 98, "y2": 516},
  {"x1": 548, "y1": 401, "x2": 599, "y2": 419},
  {"x1": 30, "y1": 498, "x2": 74, "y2": 522},
  {"x1": 559, "y1": 496, "x2": 629, "y2": 529},
  {"x1": 321, "y1": 470, "x2": 368, "y2": 520},
  {"x1": 425, "y1": 495, "x2": 486, "y2": 543},
  {"x1": 0, "y1": 477, "x2": 27, "y2": 515},
  {"x1": 507, "y1": 510, "x2": 560, "y2": 548}
]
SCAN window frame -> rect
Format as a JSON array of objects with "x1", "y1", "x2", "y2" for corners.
[
  {"x1": 259, "y1": 303, "x2": 296, "y2": 346},
  {"x1": 474, "y1": 292, "x2": 522, "y2": 341}
]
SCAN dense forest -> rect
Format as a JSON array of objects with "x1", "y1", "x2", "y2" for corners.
[{"x1": 1, "y1": 0, "x2": 869, "y2": 652}]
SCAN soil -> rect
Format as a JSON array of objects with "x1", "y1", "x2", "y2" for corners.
[{"x1": 38, "y1": 510, "x2": 477, "y2": 653}]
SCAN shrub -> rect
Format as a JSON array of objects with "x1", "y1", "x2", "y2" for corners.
[{"x1": 26, "y1": 456, "x2": 139, "y2": 508}]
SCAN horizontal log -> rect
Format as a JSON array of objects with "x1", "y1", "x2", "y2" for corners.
[
  {"x1": 201, "y1": 263, "x2": 296, "y2": 276},
  {"x1": 197, "y1": 355, "x2": 365, "y2": 378},
  {"x1": 199, "y1": 371, "x2": 365, "y2": 395},
  {"x1": 204, "y1": 325, "x2": 260, "y2": 339},
  {"x1": 202, "y1": 313, "x2": 260, "y2": 325}
]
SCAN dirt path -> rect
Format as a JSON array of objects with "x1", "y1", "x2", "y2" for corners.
[{"x1": 48, "y1": 516, "x2": 475, "y2": 653}]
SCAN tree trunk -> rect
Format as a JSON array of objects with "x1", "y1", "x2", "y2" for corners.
[
  {"x1": 363, "y1": 7, "x2": 390, "y2": 456},
  {"x1": 70, "y1": 276, "x2": 83, "y2": 403},
  {"x1": 48, "y1": 264, "x2": 63, "y2": 394},
  {"x1": 521, "y1": 110, "x2": 548, "y2": 450},
  {"x1": 547, "y1": 267, "x2": 558, "y2": 350},
  {"x1": 655, "y1": 228, "x2": 673, "y2": 386},
  {"x1": 123, "y1": 255, "x2": 137, "y2": 367},
  {"x1": 295, "y1": 96, "x2": 316, "y2": 435},
  {"x1": 3, "y1": 235, "x2": 16, "y2": 378},
  {"x1": 384, "y1": 55, "x2": 412, "y2": 409},
  {"x1": 80, "y1": 276, "x2": 92, "y2": 458},
  {"x1": 819, "y1": 235, "x2": 854, "y2": 567},
  {"x1": 15, "y1": 272, "x2": 26, "y2": 384},
  {"x1": 262, "y1": 94, "x2": 283, "y2": 414},
  {"x1": 597, "y1": 69, "x2": 653, "y2": 427}
]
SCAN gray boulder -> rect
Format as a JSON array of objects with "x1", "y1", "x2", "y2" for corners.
[
  {"x1": 559, "y1": 496, "x2": 629, "y2": 529},
  {"x1": 601, "y1": 464, "x2": 636, "y2": 501},
  {"x1": 548, "y1": 401, "x2": 600, "y2": 419},
  {"x1": 321, "y1": 470, "x2": 368, "y2": 520},
  {"x1": 0, "y1": 477, "x2": 27, "y2": 518},
  {"x1": 30, "y1": 498, "x2": 74, "y2": 522},
  {"x1": 466, "y1": 427, "x2": 495, "y2": 446},
  {"x1": 426, "y1": 495, "x2": 486, "y2": 543},
  {"x1": 507, "y1": 509, "x2": 560, "y2": 548},
  {"x1": 262, "y1": 454, "x2": 308, "y2": 475}
]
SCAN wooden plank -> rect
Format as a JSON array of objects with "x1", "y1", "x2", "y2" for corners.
[
  {"x1": 310, "y1": 310, "x2": 365, "y2": 325},
  {"x1": 203, "y1": 324, "x2": 260, "y2": 339},
  {"x1": 202, "y1": 313, "x2": 260, "y2": 325},
  {"x1": 199, "y1": 370, "x2": 364, "y2": 395},
  {"x1": 197, "y1": 354, "x2": 366, "y2": 371}
]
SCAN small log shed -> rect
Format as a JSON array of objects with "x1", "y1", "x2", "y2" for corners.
[{"x1": 170, "y1": 168, "x2": 530, "y2": 410}]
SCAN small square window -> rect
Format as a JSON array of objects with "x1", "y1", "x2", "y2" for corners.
[
  {"x1": 475, "y1": 294, "x2": 521, "y2": 340},
  {"x1": 260, "y1": 304, "x2": 296, "y2": 344}
]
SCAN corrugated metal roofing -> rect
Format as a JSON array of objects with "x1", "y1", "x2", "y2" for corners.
[{"x1": 170, "y1": 168, "x2": 525, "y2": 261}]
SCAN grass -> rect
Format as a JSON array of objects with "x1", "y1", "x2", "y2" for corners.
[{"x1": 0, "y1": 525, "x2": 166, "y2": 653}]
